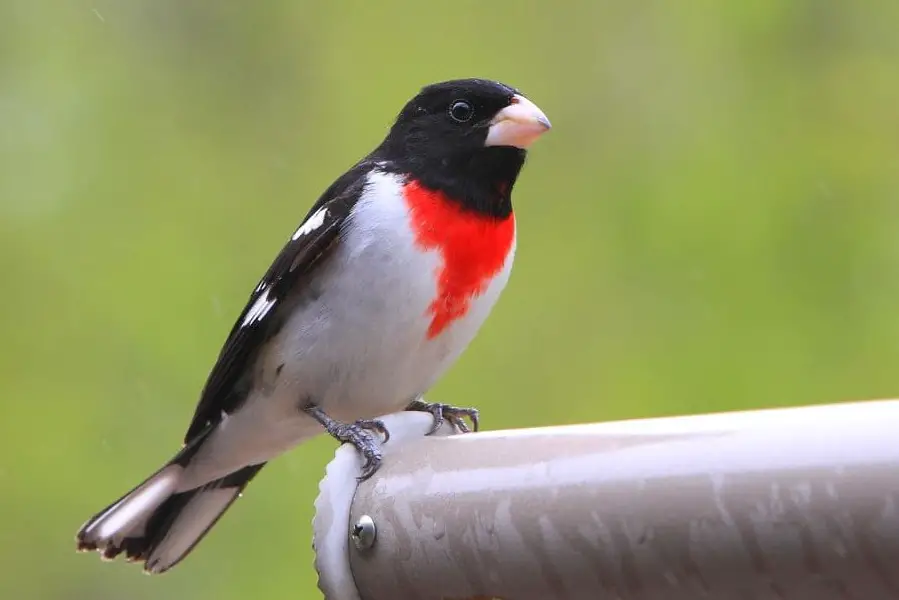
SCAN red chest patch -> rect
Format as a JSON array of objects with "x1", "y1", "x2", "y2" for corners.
[{"x1": 403, "y1": 180, "x2": 515, "y2": 339}]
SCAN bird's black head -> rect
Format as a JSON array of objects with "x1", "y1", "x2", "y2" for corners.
[{"x1": 373, "y1": 78, "x2": 551, "y2": 218}]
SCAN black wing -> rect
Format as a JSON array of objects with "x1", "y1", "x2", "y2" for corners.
[{"x1": 183, "y1": 163, "x2": 371, "y2": 442}]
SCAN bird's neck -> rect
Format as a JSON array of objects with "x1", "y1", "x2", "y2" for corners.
[{"x1": 380, "y1": 147, "x2": 526, "y2": 219}]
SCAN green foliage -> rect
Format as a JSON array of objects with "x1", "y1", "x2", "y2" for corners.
[{"x1": 3, "y1": 2, "x2": 899, "y2": 598}]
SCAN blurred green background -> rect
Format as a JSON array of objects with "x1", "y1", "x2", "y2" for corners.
[{"x1": 3, "y1": 1, "x2": 899, "y2": 598}]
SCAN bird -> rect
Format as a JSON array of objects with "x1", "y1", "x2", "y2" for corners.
[{"x1": 75, "y1": 78, "x2": 551, "y2": 575}]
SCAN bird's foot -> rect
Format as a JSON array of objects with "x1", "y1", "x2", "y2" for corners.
[
  {"x1": 304, "y1": 405, "x2": 389, "y2": 481},
  {"x1": 406, "y1": 399, "x2": 480, "y2": 435}
]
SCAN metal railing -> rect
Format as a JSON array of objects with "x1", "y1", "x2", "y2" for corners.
[{"x1": 312, "y1": 399, "x2": 899, "y2": 600}]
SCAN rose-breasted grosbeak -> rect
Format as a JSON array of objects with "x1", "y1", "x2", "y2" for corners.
[{"x1": 75, "y1": 78, "x2": 550, "y2": 574}]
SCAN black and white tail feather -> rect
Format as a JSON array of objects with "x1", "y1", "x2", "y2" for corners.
[{"x1": 75, "y1": 428, "x2": 265, "y2": 575}]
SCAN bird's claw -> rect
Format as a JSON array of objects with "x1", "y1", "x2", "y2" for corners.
[
  {"x1": 329, "y1": 418, "x2": 390, "y2": 481},
  {"x1": 406, "y1": 400, "x2": 480, "y2": 435},
  {"x1": 354, "y1": 418, "x2": 391, "y2": 444},
  {"x1": 304, "y1": 405, "x2": 390, "y2": 481}
]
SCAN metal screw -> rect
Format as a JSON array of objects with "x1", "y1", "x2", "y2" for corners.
[{"x1": 351, "y1": 515, "x2": 377, "y2": 551}]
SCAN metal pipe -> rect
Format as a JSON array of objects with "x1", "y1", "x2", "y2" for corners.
[{"x1": 313, "y1": 399, "x2": 899, "y2": 600}]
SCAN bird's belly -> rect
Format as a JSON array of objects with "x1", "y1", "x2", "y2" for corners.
[
  {"x1": 272, "y1": 226, "x2": 504, "y2": 421},
  {"x1": 281, "y1": 256, "x2": 446, "y2": 420},
  {"x1": 272, "y1": 177, "x2": 514, "y2": 422}
]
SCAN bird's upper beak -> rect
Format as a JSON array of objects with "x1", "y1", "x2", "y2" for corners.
[{"x1": 484, "y1": 94, "x2": 552, "y2": 149}]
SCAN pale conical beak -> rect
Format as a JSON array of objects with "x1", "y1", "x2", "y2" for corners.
[{"x1": 484, "y1": 94, "x2": 551, "y2": 149}]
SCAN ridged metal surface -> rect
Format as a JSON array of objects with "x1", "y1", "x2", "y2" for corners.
[{"x1": 332, "y1": 400, "x2": 899, "y2": 600}]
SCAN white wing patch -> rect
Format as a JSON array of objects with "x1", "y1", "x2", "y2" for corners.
[
  {"x1": 291, "y1": 206, "x2": 329, "y2": 241},
  {"x1": 242, "y1": 289, "x2": 276, "y2": 326},
  {"x1": 242, "y1": 208, "x2": 329, "y2": 329}
]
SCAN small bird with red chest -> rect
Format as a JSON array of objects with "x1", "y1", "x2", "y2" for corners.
[{"x1": 75, "y1": 78, "x2": 551, "y2": 574}]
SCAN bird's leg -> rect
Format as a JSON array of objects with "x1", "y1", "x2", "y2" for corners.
[
  {"x1": 405, "y1": 398, "x2": 480, "y2": 435},
  {"x1": 303, "y1": 405, "x2": 390, "y2": 481}
]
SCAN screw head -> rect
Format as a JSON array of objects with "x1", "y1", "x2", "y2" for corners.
[{"x1": 351, "y1": 515, "x2": 377, "y2": 551}]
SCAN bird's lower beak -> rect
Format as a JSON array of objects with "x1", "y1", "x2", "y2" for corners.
[{"x1": 484, "y1": 94, "x2": 552, "y2": 149}]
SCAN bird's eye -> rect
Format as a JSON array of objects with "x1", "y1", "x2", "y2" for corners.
[{"x1": 448, "y1": 100, "x2": 474, "y2": 123}]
